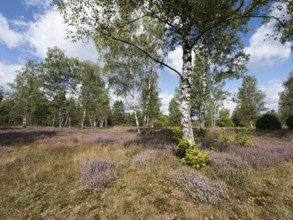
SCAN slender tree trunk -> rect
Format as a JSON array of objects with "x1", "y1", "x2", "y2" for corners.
[
  {"x1": 105, "y1": 118, "x2": 108, "y2": 127},
  {"x1": 88, "y1": 114, "x2": 93, "y2": 127},
  {"x1": 145, "y1": 77, "x2": 152, "y2": 127},
  {"x1": 81, "y1": 108, "x2": 86, "y2": 129},
  {"x1": 68, "y1": 116, "x2": 71, "y2": 127},
  {"x1": 52, "y1": 115, "x2": 55, "y2": 128},
  {"x1": 58, "y1": 109, "x2": 62, "y2": 128},
  {"x1": 22, "y1": 113, "x2": 27, "y2": 128},
  {"x1": 134, "y1": 110, "x2": 141, "y2": 134},
  {"x1": 22, "y1": 105, "x2": 27, "y2": 128},
  {"x1": 99, "y1": 118, "x2": 104, "y2": 127},
  {"x1": 181, "y1": 42, "x2": 194, "y2": 145},
  {"x1": 64, "y1": 114, "x2": 68, "y2": 127}
]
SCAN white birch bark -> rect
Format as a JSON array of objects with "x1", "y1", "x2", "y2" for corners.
[
  {"x1": 58, "y1": 109, "x2": 62, "y2": 128},
  {"x1": 81, "y1": 108, "x2": 86, "y2": 129},
  {"x1": 181, "y1": 42, "x2": 194, "y2": 145}
]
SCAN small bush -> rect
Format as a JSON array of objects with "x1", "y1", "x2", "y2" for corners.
[
  {"x1": 234, "y1": 128, "x2": 253, "y2": 147},
  {"x1": 133, "y1": 150, "x2": 161, "y2": 165},
  {"x1": 209, "y1": 152, "x2": 251, "y2": 187},
  {"x1": 181, "y1": 147, "x2": 210, "y2": 169},
  {"x1": 170, "y1": 170, "x2": 229, "y2": 204},
  {"x1": 286, "y1": 115, "x2": 293, "y2": 129},
  {"x1": 217, "y1": 118, "x2": 235, "y2": 127},
  {"x1": 81, "y1": 159, "x2": 117, "y2": 189},
  {"x1": 172, "y1": 127, "x2": 210, "y2": 168},
  {"x1": 153, "y1": 115, "x2": 169, "y2": 127},
  {"x1": 220, "y1": 130, "x2": 233, "y2": 148},
  {"x1": 256, "y1": 113, "x2": 282, "y2": 130}
]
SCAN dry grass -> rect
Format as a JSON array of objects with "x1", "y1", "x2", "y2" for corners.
[{"x1": 0, "y1": 126, "x2": 292, "y2": 219}]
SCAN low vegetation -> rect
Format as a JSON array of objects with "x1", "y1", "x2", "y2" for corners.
[{"x1": 0, "y1": 126, "x2": 293, "y2": 219}]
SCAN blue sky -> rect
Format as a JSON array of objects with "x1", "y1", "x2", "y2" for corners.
[{"x1": 0, "y1": 0, "x2": 292, "y2": 114}]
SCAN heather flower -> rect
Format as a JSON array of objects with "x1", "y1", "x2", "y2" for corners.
[
  {"x1": 81, "y1": 158, "x2": 118, "y2": 189},
  {"x1": 170, "y1": 170, "x2": 229, "y2": 204},
  {"x1": 209, "y1": 152, "x2": 251, "y2": 186},
  {"x1": 132, "y1": 150, "x2": 161, "y2": 165},
  {"x1": 224, "y1": 141, "x2": 293, "y2": 167}
]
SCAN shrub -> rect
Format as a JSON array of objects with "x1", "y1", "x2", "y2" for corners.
[
  {"x1": 133, "y1": 150, "x2": 160, "y2": 165},
  {"x1": 224, "y1": 141, "x2": 293, "y2": 167},
  {"x1": 181, "y1": 147, "x2": 210, "y2": 169},
  {"x1": 81, "y1": 159, "x2": 118, "y2": 189},
  {"x1": 217, "y1": 118, "x2": 235, "y2": 127},
  {"x1": 256, "y1": 113, "x2": 282, "y2": 130},
  {"x1": 172, "y1": 127, "x2": 210, "y2": 168},
  {"x1": 170, "y1": 170, "x2": 229, "y2": 204},
  {"x1": 153, "y1": 115, "x2": 169, "y2": 127},
  {"x1": 220, "y1": 130, "x2": 233, "y2": 148},
  {"x1": 286, "y1": 115, "x2": 293, "y2": 129},
  {"x1": 209, "y1": 152, "x2": 251, "y2": 187},
  {"x1": 234, "y1": 128, "x2": 253, "y2": 147}
]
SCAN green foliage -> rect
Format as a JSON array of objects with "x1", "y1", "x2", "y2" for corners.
[
  {"x1": 217, "y1": 118, "x2": 235, "y2": 127},
  {"x1": 234, "y1": 128, "x2": 253, "y2": 147},
  {"x1": 181, "y1": 147, "x2": 211, "y2": 169},
  {"x1": 256, "y1": 113, "x2": 282, "y2": 130},
  {"x1": 286, "y1": 115, "x2": 293, "y2": 129},
  {"x1": 172, "y1": 126, "x2": 210, "y2": 168},
  {"x1": 232, "y1": 76, "x2": 266, "y2": 127},
  {"x1": 111, "y1": 101, "x2": 126, "y2": 125},
  {"x1": 153, "y1": 115, "x2": 169, "y2": 127},
  {"x1": 168, "y1": 96, "x2": 181, "y2": 126},
  {"x1": 279, "y1": 72, "x2": 293, "y2": 122},
  {"x1": 220, "y1": 130, "x2": 233, "y2": 148}
]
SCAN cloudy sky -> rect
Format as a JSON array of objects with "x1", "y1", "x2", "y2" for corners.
[{"x1": 0, "y1": 0, "x2": 292, "y2": 114}]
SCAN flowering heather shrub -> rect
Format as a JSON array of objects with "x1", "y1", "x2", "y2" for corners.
[
  {"x1": 224, "y1": 141, "x2": 293, "y2": 167},
  {"x1": 209, "y1": 152, "x2": 251, "y2": 187},
  {"x1": 81, "y1": 158, "x2": 118, "y2": 189},
  {"x1": 170, "y1": 170, "x2": 229, "y2": 204},
  {"x1": 132, "y1": 149, "x2": 166, "y2": 165}
]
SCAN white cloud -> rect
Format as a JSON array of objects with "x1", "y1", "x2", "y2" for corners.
[
  {"x1": 260, "y1": 79, "x2": 284, "y2": 111},
  {"x1": 23, "y1": 0, "x2": 51, "y2": 10},
  {"x1": 0, "y1": 63, "x2": 23, "y2": 91},
  {"x1": 0, "y1": 14, "x2": 23, "y2": 48},
  {"x1": 159, "y1": 92, "x2": 174, "y2": 115},
  {"x1": 244, "y1": 5, "x2": 292, "y2": 68},
  {"x1": 166, "y1": 47, "x2": 182, "y2": 75},
  {"x1": 25, "y1": 10, "x2": 98, "y2": 62}
]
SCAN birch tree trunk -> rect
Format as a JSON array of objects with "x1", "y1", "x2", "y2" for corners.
[
  {"x1": 99, "y1": 118, "x2": 104, "y2": 127},
  {"x1": 134, "y1": 110, "x2": 141, "y2": 134},
  {"x1": 88, "y1": 114, "x2": 93, "y2": 127},
  {"x1": 143, "y1": 77, "x2": 152, "y2": 127},
  {"x1": 181, "y1": 42, "x2": 194, "y2": 145},
  {"x1": 22, "y1": 105, "x2": 27, "y2": 128},
  {"x1": 58, "y1": 109, "x2": 62, "y2": 128},
  {"x1": 52, "y1": 115, "x2": 55, "y2": 128},
  {"x1": 81, "y1": 108, "x2": 86, "y2": 129},
  {"x1": 64, "y1": 115, "x2": 68, "y2": 127}
]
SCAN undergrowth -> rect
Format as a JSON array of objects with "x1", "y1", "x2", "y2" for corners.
[{"x1": 0, "y1": 126, "x2": 292, "y2": 219}]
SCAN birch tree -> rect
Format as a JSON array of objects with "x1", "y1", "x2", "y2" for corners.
[
  {"x1": 232, "y1": 76, "x2": 266, "y2": 127},
  {"x1": 55, "y1": 0, "x2": 290, "y2": 144},
  {"x1": 9, "y1": 60, "x2": 42, "y2": 128},
  {"x1": 42, "y1": 47, "x2": 78, "y2": 128},
  {"x1": 279, "y1": 72, "x2": 293, "y2": 122}
]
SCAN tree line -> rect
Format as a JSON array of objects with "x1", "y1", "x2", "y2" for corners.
[{"x1": 0, "y1": 47, "x2": 161, "y2": 129}]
